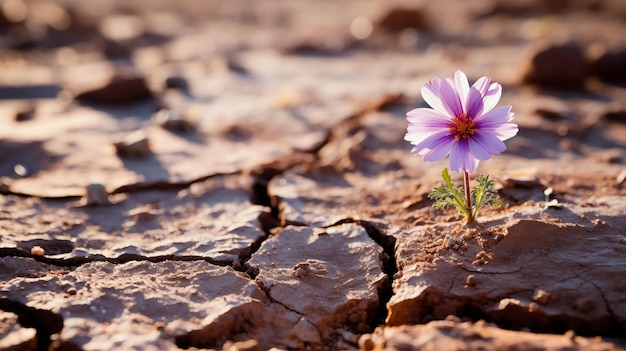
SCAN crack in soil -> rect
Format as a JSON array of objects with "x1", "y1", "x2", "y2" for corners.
[
  {"x1": 323, "y1": 218, "x2": 398, "y2": 327},
  {"x1": 110, "y1": 172, "x2": 240, "y2": 195},
  {"x1": 300, "y1": 93, "x2": 404, "y2": 158},
  {"x1": 242, "y1": 94, "x2": 408, "y2": 334},
  {"x1": 254, "y1": 276, "x2": 303, "y2": 317},
  {"x1": 572, "y1": 269, "x2": 621, "y2": 336},
  {"x1": 458, "y1": 265, "x2": 524, "y2": 275},
  {"x1": 446, "y1": 271, "x2": 462, "y2": 293},
  {"x1": 0, "y1": 93, "x2": 433, "y2": 350},
  {"x1": 0, "y1": 297, "x2": 64, "y2": 351},
  {"x1": 0, "y1": 247, "x2": 227, "y2": 268}
]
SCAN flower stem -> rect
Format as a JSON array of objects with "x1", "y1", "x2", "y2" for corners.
[{"x1": 464, "y1": 170, "x2": 474, "y2": 223}]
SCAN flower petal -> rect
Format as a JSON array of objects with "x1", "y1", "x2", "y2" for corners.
[
  {"x1": 449, "y1": 140, "x2": 479, "y2": 172},
  {"x1": 482, "y1": 82, "x2": 502, "y2": 112},
  {"x1": 474, "y1": 105, "x2": 512, "y2": 126},
  {"x1": 438, "y1": 78, "x2": 464, "y2": 117},
  {"x1": 467, "y1": 77, "x2": 502, "y2": 115},
  {"x1": 465, "y1": 86, "x2": 485, "y2": 119},
  {"x1": 468, "y1": 137, "x2": 492, "y2": 160},
  {"x1": 405, "y1": 128, "x2": 445, "y2": 145},
  {"x1": 450, "y1": 70, "x2": 470, "y2": 111},
  {"x1": 492, "y1": 122, "x2": 519, "y2": 141},
  {"x1": 475, "y1": 106, "x2": 518, "y2": 141},
  {"x1": 472, "y1": 132, "x2": 506, "y2": 155},
  {"x1": 407, "y1": 71, "x2": 515, "y2": 172},
  {"x1": 472, "y1": 76, "x2": 491, "y2": 95},
  {"x1": 405, "y1": 128, "x2": 447, "y2": 145},
  {"x1": 411, "y1": 130, "x2": 451, "y2": 151},
  {"x1": 406, "y1": 107, "x2": 452, "y2": 126},
  {"x1": 405, "y1": 108, "x2": 453, "y2": 145},
  {"x1": 410, "y1": 131, "x2": 454, "y2": 162},
  {"x1": 419, "y1": 143, "x2": 452, "y2": 162},
  {"x1": 421, "y1": 77, "x2": 450, "y2": 116}
]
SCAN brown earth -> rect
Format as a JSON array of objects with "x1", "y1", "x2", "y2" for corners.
[{"x1": 1, "y1": 0, "x2": 625, "y2": 350}]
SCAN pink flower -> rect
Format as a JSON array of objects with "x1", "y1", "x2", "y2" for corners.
[{"x1": 405, "y1": 70, "x2": 518, "y2": 173}]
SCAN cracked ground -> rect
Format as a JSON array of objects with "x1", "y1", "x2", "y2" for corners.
[{"x1": 1, "y1": 0, "x2": 626, "y2": 350}]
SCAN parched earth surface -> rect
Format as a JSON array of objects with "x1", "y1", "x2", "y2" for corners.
[{"x1": 1, "y1": 0, "x2": 626, "y2": 350}]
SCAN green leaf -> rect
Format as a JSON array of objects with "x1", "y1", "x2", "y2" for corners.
[
  {"x1": 425, "y1": 169, "x2": 503, "y2": 225},
  {"x1": 428, "y1": 168, "x2": 470, "y2": 219},
  {"x1": 471, "y1": 173, "x2": 502, "y2": 219}
]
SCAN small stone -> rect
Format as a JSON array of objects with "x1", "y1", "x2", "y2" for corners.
[
  {"x1": 13, "y1": 164, "x2": 28, "y2": 177},
  {"x1": 616, "y1": 169, "x2": 626, "y2": 185},
  {"x1": 444, "y1": 315, "x2": 461, "y2": 323},
  {"x1": 81, "y1": 183, "x2": 111, "y2": 206},
  {"x1": 376, "y1": 6, "x2": 428, "y2": 33},
  {"x1": 534, "y1": 107, "x2": 564, "y2": 121},
  {"x1": 154, "y1": 321, "x2": 166, "y2": 331},
  {"x1": 497, "y1": 298, "x2": 522, "y2": 310},
  {"x1": 164, "y1": 75, "x2": 189, "y2": 91},
  {"x1": 543, "y1": 187, "x2": 553, "y2": 200},
  {"x1": 283, "y1": 38, "x2": 346, "y2": 56},
  {"x1": 292, "y1": 262, "x2": 311, "y2": 279},
  {"x1": 223, "y1": 339, "x2": 261, "y2": 351},
  {"x1": 532, "y1": 289, "x2": 550, "y2": 304},
  {"x1": 67, "y1": 287, "x2": 77, "y2": 295},
  {"x1": 1, "y1": 0, "x2": 27, "y2": 26},
  {"x1": 442, "y1": 234, "x2": 459, "y2": 249},
  {"x1": 14, "y1": 105, "x2": 35, "y2": 121},
  {"x1": 223, "y1": 56, "x2": 248, "y2": 75},
  {"x1": 30, "y1": 245, "x2": 45, "y2": 256},
  {"x1": 500, "y1": 168, "x2": 540, "y2": 188},
  {"x1": 113, "y1": 131, "x2": 151, "y2": 157},
  {"x1": 152, "y1": 108, "x2": 197, "y2": 133},
  {"x1": 544, "y1": 199, "x2": 560, "y2": 209},
  {"x1": 589, "y1": 46, "x2": 626, "y2": 82},
  {"x1": 98, "y1": 14, "x2": 144, "y2": 42},
  {"x1": 350, "y1": 16, "x2": 373, "y2": 40},
  {"x1": 74, "y1": 72, "x2": 153, "y2": 105},
  {"x1": 245, "y1": 265, "x2": 259, "y2": 279},
  {"x1": 127, "y1": 207, "x2": 162, "y2": 221},
  {"x1": 465, "y1": 275, "x2": 476, "y2": 287},
  {"x1": 522, "y1": 43, "x2": 588, "y2": 88}
]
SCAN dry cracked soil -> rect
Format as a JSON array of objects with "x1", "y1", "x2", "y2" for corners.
[{"x1": 0, "y1": 0, "x2": 626, "y2": 350}]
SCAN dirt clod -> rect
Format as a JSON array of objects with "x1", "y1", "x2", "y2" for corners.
[{"x1": 522, "y1": 43, "x2": 588, "y2": 88}]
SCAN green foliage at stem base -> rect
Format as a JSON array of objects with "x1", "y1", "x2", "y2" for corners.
[{"x1": 427, "y1": 168, "x2": 502, "y2": 224}]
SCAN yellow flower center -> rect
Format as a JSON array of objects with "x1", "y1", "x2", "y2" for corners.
[{"x1": 449, "y1": 113, "x2": 476, "y2": 141}]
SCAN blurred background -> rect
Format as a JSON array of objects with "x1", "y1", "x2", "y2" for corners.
[
  {"x1": 0, "y1": 0, "x2": 625, "y2": 196},
  {"x1": 1, "y1": 0, "x2": 625, "y2": 93}
]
